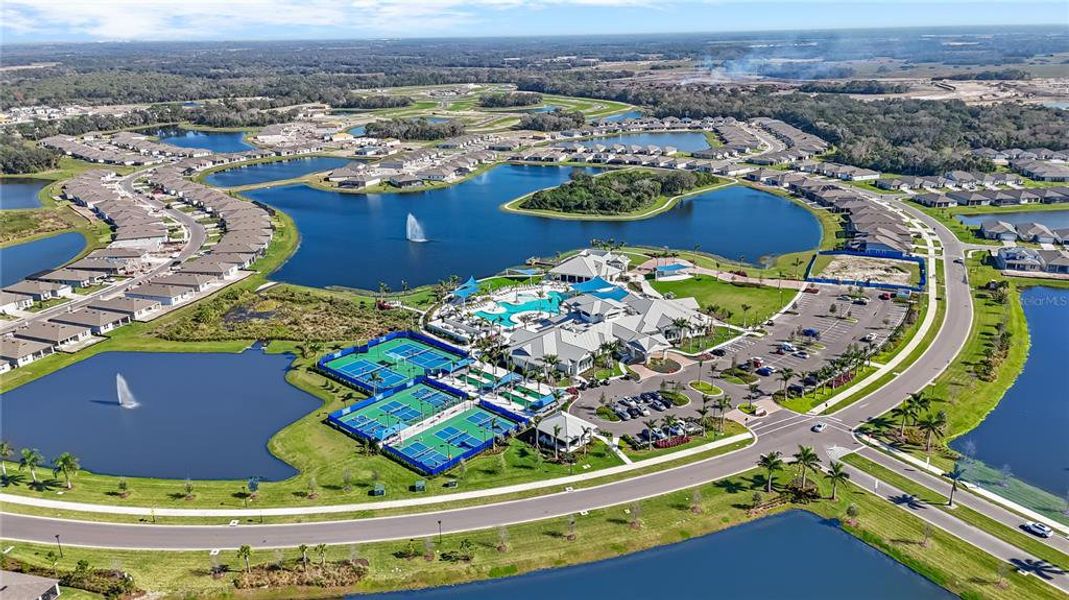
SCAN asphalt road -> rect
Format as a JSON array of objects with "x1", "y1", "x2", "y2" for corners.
[{"x1": 0, "y1": 171, "x2": 206, "y2": 335}]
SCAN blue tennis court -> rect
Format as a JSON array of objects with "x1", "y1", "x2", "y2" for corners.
[{"x1": 385, "y1": 341, "x2": 456, "y2": 371}]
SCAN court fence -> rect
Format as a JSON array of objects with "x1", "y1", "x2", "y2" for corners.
[
  {"x1": 325, "y1": 375, "x2": 472, "y2": 444},
  {"x1": 316, "y1": 330, "x2": 472, "y2": 395}
]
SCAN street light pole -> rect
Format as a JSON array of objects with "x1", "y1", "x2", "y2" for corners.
[
  {"x1": 437, "y1": 519, "x2": 443, "y2": 544},
  {"x1": 54, "y1": 534, "x2": 63, "y2": 558}
]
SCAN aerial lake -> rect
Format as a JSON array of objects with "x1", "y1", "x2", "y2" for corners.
[
  {"x1": 952, "y1": 286, "x2": 1069, "y2": 496},
  {"x1": 243, "y1": 164, "x2": 821, "y2": 290},
  {"x1": 204, "y1": 156, "x2": 352, "y2": 187},
  {"x1": 154, "y1": 127, "x2": 254, "y2": 153},
  {"x1": 0, "y1": 232, "x2": 86, "y2": 287},
  {"x1": 0, "y1": 349, "x2": 319, "y2": 480},
  {"x1": 575, "y1": 131, "x2": 710, "y2": 153},
  {"x1": 956, "y1": 209, "x2": 1069, "y2": 230},
  {"x1": 355, "y1": 511, "x2": 954, "y2": 600},
  {"x1": 599, "y1": 109, "x2": 644, "y2": 122},
  {"x1": 0, "y1": 178, "x2": 48, "y2": 210}
]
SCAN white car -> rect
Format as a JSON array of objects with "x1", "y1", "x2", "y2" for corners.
[
  {"x1": 811, "y1": 422, "x2": 828, "y2": 433},
  {"x1": 1023, "y1": 522, "x2": 1054, "y2": 538}
]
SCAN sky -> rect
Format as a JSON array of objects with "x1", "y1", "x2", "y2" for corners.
[{"x1": 1, "y1": 0, "x2": 1065, "y2": 44}]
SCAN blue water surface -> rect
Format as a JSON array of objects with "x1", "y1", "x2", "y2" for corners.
[
  {"x1": 243, "y1": 164, "x2": 821, "y2": 290},
  {"x1": 154, "y1": 127, "x2": 254, "y2": 153},
  {"x1": 0, "y1": 349, "x2": 320, "y2": 480},
  {"x1": 355, "y1": 511, "x2": 954, "y2": 600},
  {"x1": 204, "y1": 157, "x2": 352, "y2": 187},
  {"x1": 952, "y1": 286, "x2": 1069, "y2": 495},
  {"x1": 0, "y1": 232, "x2": 86, "y2": 287},
  {"x1": 0, "y1": 178, "x2": 48, "y2": 210}
]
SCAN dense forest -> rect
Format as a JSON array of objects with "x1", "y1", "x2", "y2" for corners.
[
  {"x1": 517, "y1": 78, "x2": 1068, "y2": 175},
  {"x1": 941, "y1": 69, "x2": 1032, "y2": 81},
  {"x1": 334, "y1": 94, "x2": 413, "y2": 109},
  {"x1": 517, "y1": 109, "x2": 586, "y2": 132},
  {"x1": 0, "y1": 133, "x2": 59, "y2": 174},
  {"x1": 798, "y1": 80, "x2": 910, "y2": 94},
  {"x1": 521, "y1": 169, "x2": 721, "y2": 215},
  {"x1": 365, "y1": 118, "x2": 465, "y2": 140},
  {"x1": 478, "y1": 91, "x2": 543, "y2": 107}
]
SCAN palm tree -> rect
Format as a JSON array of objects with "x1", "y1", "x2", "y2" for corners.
[
  {"x1": 695, "y1": 407, "x2": 711, "y2": 436},
  {"x1": 669, "y1": 317, "x2": 690, "y2": 343},
  {"x1": 315, "y1": 543, "x2": 328, "y2": 566},
  {"x1": 0, "y1": 440, "x2": 11, "y2": 482},
  {"x1": 530, "y1": 415, "x2": 544, "y2": 453},
  {"x1": 917, "y1": 411, "x2": 948, "y2": 454},
  {"x1": 643, "y1": 419, "x2": 659, "y2": 449},
  {"x1": 825, "y1": 461, "x2": 850, "y2": 500},
  {"x1": 908, "y1": 392, "x2": 931, "y2": 416},
  {"x1": 757, "y1": 451, "x2": 784, "y2": 493},
  {"x1": 792, "y1": 445, "x2": 821, "y2": 490},
  {"x1": 298, "y1": 544, "x2": 310, "y2": 568},
  {"x1": 52, "y1": 452, "x2": 80, "y2": 489},
  {"x1": 740, "y1": 303, "x2": 752, "y2": 328},
  {"x1": 541, "y1": 354, "x2": 560, "y2": 383},
  {"x1": 715, "y1": 395, "x2": 732, "y2": 432},
  {"x1": 947, "y1": 465, "x2": 966, "y2": 507},
  {"x1": 237, "y1": 545, "x2": 252, "y2": 573},
  {"x1": 19, "y1": 448, "x2": 43, "y2": 484},
  {"x1": 778, "y1": 368, "x2": 796, "y2": 396},
  {"x1": 889, "y1": 403, "x2": 915, "y2": 437},
  {"x1": 552, "y1": 424, "x2": 562, "y2": 461}
]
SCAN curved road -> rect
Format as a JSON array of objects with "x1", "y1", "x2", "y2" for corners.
[{"x1": 1, "y1": 197, "x2": 978, "y2": 551}]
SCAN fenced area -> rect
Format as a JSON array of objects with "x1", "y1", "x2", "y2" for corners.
[
  {"x1": 386, "y1": 406, "x2": 521, "y2": 475},
  {"x1": 329, "y1": 381, "x2": 468, "y2": 442},
  {"x1": 318, "y1": 330, "x2": 472, "y2": 394}
]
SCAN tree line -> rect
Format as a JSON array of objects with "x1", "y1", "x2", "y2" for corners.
[
  {"x1": 365, "y1": 118, "x2": 465, "y2": 140},
  {"x1": 517, "y1": 109, "x2": 586, "y2": 132},
  {"x1": 478, "y1": 91, "x2": 543, "y2": 107},
  {"x1": 521, "y1": 169, "x2": 720, "y2": 215}
]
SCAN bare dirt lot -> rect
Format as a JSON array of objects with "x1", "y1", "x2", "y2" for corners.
[{"x1": 815, "y1": 255, "x2": 919, "y2": 286}]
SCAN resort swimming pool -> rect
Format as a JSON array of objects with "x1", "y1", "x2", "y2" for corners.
[{"x1": 474, "y1": 291, "x2": 567, "y2": 326}]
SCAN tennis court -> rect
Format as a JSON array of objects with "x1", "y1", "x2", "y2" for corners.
[
  {"x1": 334, "y1": 383, "x2": 465, "y2": 441},
  {"x1": 322, "y1": 334, "x2": 469, "y2": 392},
  {"x1": 390, "y1": 406, "x2": 519, "y2": 473}
]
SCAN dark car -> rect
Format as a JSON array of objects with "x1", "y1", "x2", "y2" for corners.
[
  {"x1": 802, "y1": 328, "x2": 820, "y2": 338},
  {"x1": 711, "y1": 348, "x2": 727, "y2": 357}
]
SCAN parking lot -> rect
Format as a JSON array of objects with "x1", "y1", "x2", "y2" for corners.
[{"x1": 570, "y1": 284, "x2": 911, "y2": 437}]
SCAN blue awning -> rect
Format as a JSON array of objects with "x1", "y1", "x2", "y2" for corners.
[
  {"x1": 453, "y1": 276, "x2": 479, "y2": 299},
  {"x1": 590, "y1": 286, "x2": 629, "y2": 301},
  {"x1": 570, "y1": 276, "x2": 614, "y2": 293}
]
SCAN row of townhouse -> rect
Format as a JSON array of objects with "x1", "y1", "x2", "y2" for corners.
[
  {"x1": 63, "y1": 171, "x2": 171, "y2": 250},
  {"x1": 253, "y1": 122, "x2": 336, "y2": 148},
  {"x1": 108, "y1": 131, "x2": 210, "y2": 158},
  {"x1": 979, "y1": 220, "x2": 1069, "y2": 245},
  {"x1": 750, "y1": 118, "x2": 830, "y2": 155},
  {"x1": 794, "y1": 160, "x2": 881, "y2": 182},
  {"x1": 553, "y1": 142, "x2": 679, "y2": 156},
  {"x1": 971, "y1": 147, "x2": 1069, "y2": 164},
  {"x1": 748, "y1": 169, "x2": 914, "y2": 256},
  {"x1": 554, "y1": 115, "x2": 741, "y2": 141},
  {"x1": 1011, "y1": 160, "x2": 1069, "y2": 182},
  {"x1": 40, "y1": 135, "x2": 159, "y2": 166},
  {"x1": 912, "y1": 186, "x2": 1069, "y2": 208},
  {"x1": 993, "y1": 247, "x2": 1069, "y2": 275}
]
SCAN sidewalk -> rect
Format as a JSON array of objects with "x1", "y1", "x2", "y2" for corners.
[{"x1": 0, "y1": 432, "x2": 752, "y2": 518}]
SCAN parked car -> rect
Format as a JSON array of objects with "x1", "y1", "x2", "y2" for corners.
[
  {"x1": 668, "y1": 423, "x2": 687, "y2": 436},
  {"x1": 787, "y1": 384, "x2": 804, "y2": 396},
  {"x1": 711, "y1": 348, "x2": 727, "y2": 357},
  {"x1": 793, "y1": 350, "x2": 811, "y2": 359},
  {"x1": 853, "y1": 297, "x2": 870, "y2": 306},
  {"x1": 614, "y1": 408, "x2": 631, "y2": 421},
  {"x1": 751, "y1": 356, "x2": 764, "y2": 367},
  {"x1": 879, "y1": 292, "x2": 893, "y2": 300},
  {"x1": 811, "y1": 422, "x2": 828, "y2": 433},
  {"x1": 802, "y1": 375, "x2": 819, "y2": 386},
  {"x1": 756, "y1": 366, "x2": 775, "y2": 376},
  {"x1": 627, "y1": 407, "x2": 642, "y2": 418},
  {"x1": 779, "y1": 342, "x2": 797, "y2": 352},
  {"x1": 1023, "y1": 522, "x2": 1054, "y2": 538},
  {"x1": 683, "y1": 422, "x2": 703, "y2": 435},
  {"x1": 802, "y1": 328, "x2": 820, "y2": 338},
  {"x1": 650, "y1": 401, "x2": 666, "y2": 412},
  {"x1": 838, "y1": 294, "x2": 853, "y2": 301},
  {"x1": 638, "y1": 406, "x2": 650, "y2": 417},
  {"x1": 861, "y1": 332, "x2": 877, "y2": 343}
]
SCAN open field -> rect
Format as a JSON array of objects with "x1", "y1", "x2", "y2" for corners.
[{"x1": 650, "y1": 275, "x2": 793, "y2": 327}]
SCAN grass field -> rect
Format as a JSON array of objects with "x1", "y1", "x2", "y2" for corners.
[{"x1": 650, "y1": 275, "x2": 792, "y2": 327}]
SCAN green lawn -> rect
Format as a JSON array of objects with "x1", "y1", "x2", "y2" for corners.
[
  {"x1": 675, "y1": 327, "x2": 738, "y2": 354},
  {"x1": 650, "y1": 275, "x2": 792, "y2": 327}
]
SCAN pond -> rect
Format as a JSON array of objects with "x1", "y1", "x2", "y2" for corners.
[
  {"x1": 204, "y1": 156, "x2": 353, "y2": 188},
  {"x1": 575, "y1": 131, "x2": 710, "y2": 153},
  {"x1": 348, "y1": 125, "x2": 367, "y2": 137},
  {"x1": 599, "y1": 109, "x2": 644, "y2": 122},
  {"x1": 353, "y1": 511, "x2": 954, "y2": 600},
  {"x1": 0, "y1": 349, "x2": 320, "y2": 480},
  {"x1": 243, "y1": 164, "x2": 821, "y2": 290},
  {"x1": 0, "y1": 178, "x2": 48, "y2": 210},
  {"x1": 956, "y1": 209, "x2": 1069, "y2": 230},
  {"x1": 951, "y1": 286, "x2": 1069, "y2": 496},
  {"x1": 154, "y1": 127, "x2": 254, "y2": 153},
  {"x1": 0, "y1": 232, "x2": 86, "y2": 287}
]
